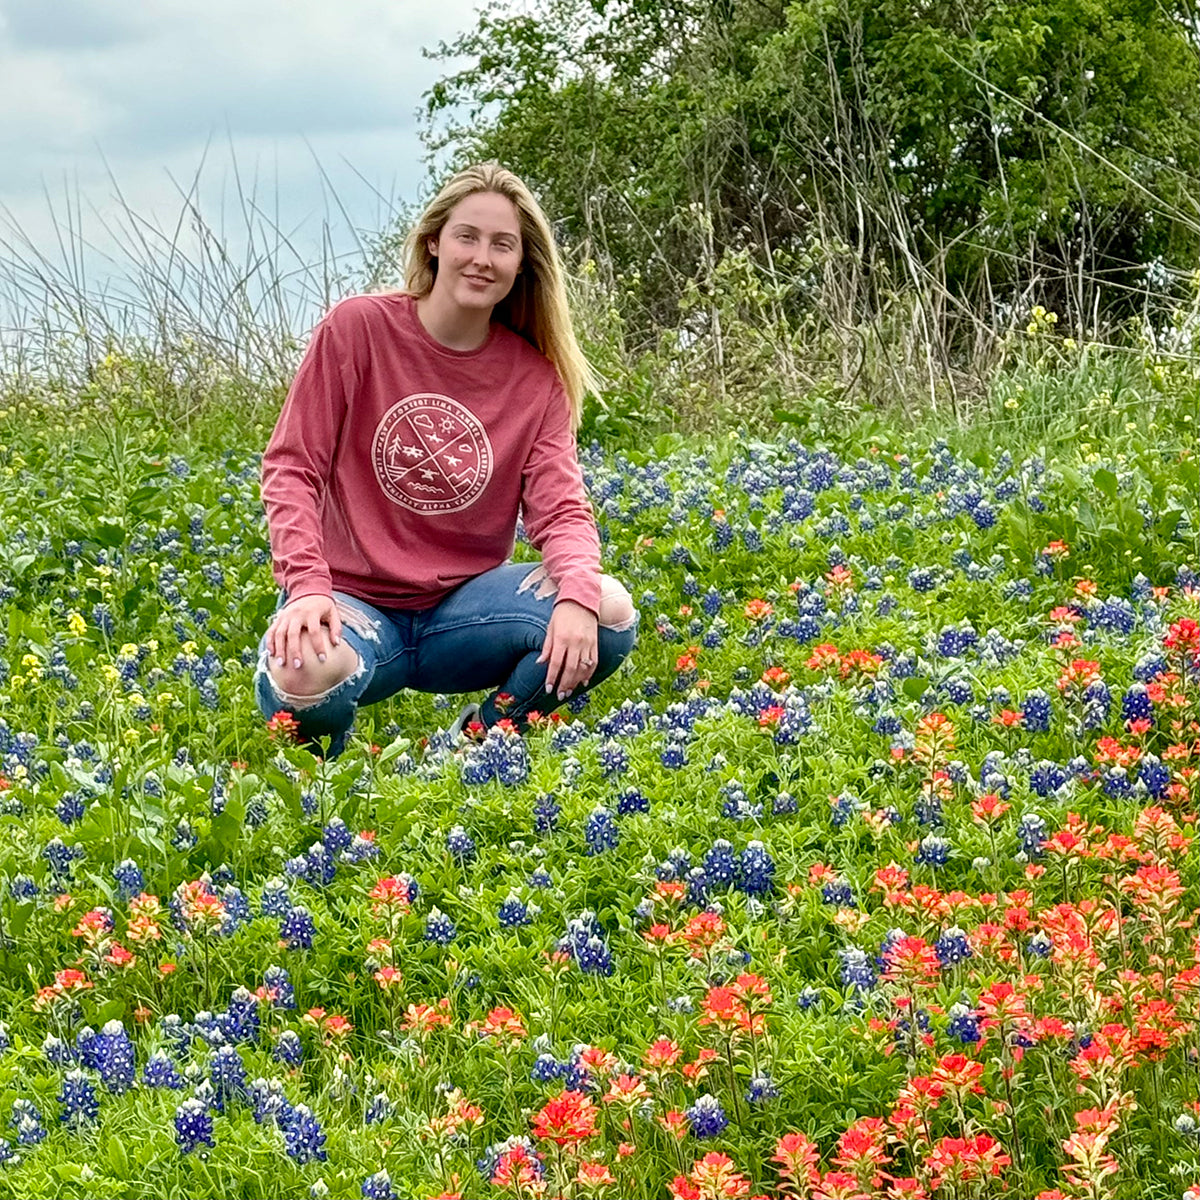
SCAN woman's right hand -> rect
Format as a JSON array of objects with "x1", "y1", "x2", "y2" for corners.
[{"x1": 267, "y1": 594, "x2": 343, "y2": 671}]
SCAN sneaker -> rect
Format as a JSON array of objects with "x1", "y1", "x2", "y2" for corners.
[{"x1": 448, "y1": 701, "x2": 482, "y2": 741}]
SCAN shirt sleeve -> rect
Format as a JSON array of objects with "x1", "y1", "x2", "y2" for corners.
[
  {"x1": 260, "y1": 308, "x2": 356, "y2": 601},
  {"x1": 519, "y1": 381, "x2": 602, "y2": 616}
]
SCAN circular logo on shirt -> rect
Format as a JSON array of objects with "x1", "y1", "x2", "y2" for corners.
[{"x1": 372, "y1": 393, "x2": 494, "y2": 514}]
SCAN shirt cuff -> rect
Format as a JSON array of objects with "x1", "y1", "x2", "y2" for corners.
[{"x1": 553, "y1": 574, "x2": 602, "y2": 617}]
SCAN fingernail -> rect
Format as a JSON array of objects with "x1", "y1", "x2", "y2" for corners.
[
  {"x1": 545, "y1": 683, "x2": 552, "y2": 693},
  {"x1": 333, "y1": 636, "x2": 340, "y2": 646},
  {"x1": 558, "y1": 690, "x2": 567, "y2": 701},
  {"x1": 293, "y1": 657, "x2": 301, "y2": 669},
  {"x1": 274, "y1": 656, "x2": 283, "y2": 667},
  {"x1": 318, "y1": 653, "x2": 326, "y2": 663}
]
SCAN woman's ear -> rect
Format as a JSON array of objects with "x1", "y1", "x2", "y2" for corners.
[{"x1": 426, "y1": 236, "x2": 439, "y2": 258}]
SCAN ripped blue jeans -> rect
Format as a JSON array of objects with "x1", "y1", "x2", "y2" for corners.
[{"x1": 253, "y1": 562, "x2": 639, "y2": 757}]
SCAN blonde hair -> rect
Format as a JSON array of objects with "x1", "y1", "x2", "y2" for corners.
[{"x1": 391, "y1": 163, "x2": 596, "y2": 431}]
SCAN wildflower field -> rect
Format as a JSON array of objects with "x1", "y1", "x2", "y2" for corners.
[{"x1": 0, "y1": 398, "x2": 1196, "y2": 1200}]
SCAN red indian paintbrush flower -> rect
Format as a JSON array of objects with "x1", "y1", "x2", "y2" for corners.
[{"x1": 532, "y1": 1089, "x2": 599, "y2": 1146}]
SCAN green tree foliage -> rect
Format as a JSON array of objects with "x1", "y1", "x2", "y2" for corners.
[{"x1": 423, "y1": 0, "x2": 1199, "y2": 357}]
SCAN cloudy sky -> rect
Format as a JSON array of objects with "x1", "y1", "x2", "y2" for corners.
[{"x1": 0, "y1": 0, "x2": 484, "y2": 322}]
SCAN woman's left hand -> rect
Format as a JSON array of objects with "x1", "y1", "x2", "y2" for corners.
[{"x1": 538, "y1": 599, "x2": 600, "y2": 701}]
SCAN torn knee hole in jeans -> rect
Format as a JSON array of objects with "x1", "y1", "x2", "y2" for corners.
[
  {"x1": 518, "y1": 564, "x2": 559, "y2": 601},
  {"x1": 260, "y1": 649, "x2": 365, "y2": 711},
  {"x1": 598, "y1": 578, "x2": 639, "y2": 632}
]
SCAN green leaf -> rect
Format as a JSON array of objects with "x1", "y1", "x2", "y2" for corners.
[
  {"x1": 902, "y1": 677, "x2": 930, "y2": 699},
  {"x1": 1092, "y1": 468, "x2": 1118, "y2": 499},
  {"x1": 108, "y1": 1138, "x2": 128, "y2": 1177},
  {"x1": 92, "y1": 520, "x2": 126, "y2": 548}
]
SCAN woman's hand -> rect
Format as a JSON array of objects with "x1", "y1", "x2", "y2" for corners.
[
  {"x1": 537, "y1": 599, "x2": 599, "y2": 701},
  {"x1": 267, "y1": 594, "x2": 343, "y2": 672}
]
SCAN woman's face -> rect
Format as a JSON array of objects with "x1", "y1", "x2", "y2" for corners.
[{"x1": 427, "y1": 191, "x2": 524, "y2": 314}]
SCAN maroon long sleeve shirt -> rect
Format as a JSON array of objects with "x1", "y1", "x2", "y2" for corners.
[{"x1": 260, "y1": 292, "x2": 602, "y2": 614}]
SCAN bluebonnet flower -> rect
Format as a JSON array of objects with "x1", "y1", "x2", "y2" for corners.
[
  {"x1": 585, "y1": 807, "x2": 619, "y2": 855},
  {"x1": 498, "y1": 893, "x2": 530, "y2": 928},
  {"x1": 1029, "y1": 761, "x2": 1069, "y2": 798},
  {"x1": 304, "y1": 842, "x2": 336, "y2": 888},
  {"x1": 220, "y1": 885, "x2": 252, "y2": 933},
  {"x1": 262, "y1": 965, "x2": 296, "y2": 1009},
  {"x1": 686, "y1": 867, "x2": 709, "y2": 907},
  {"x1": 42, "y1": 1035, "x2": 72, "y2": 1067},
  {"x1": 1133, "y1": 651, "x2": 1168, "y2": 682},
  {"x1": 529, "y1": 867, "x2": 553, "y2": 889},
  {"x1": 365, "y1": 1093, "x2": 394, "y2": 1125},
  {"x1": 773, "y1": 790, "x2": 798, "y2": 815},
  {"x1": 279, "y1": 906, "x2": 316, "y2": 951},
  {"x1": 75, "y1": 1026, "x2": 100, "y2": 1069},
  {"x1": 56, "y1": 792, "x2": 85, "y2": 825},
  {"x1": 95, "y1": 1020, "x2": 136, "y2": 1094},
  {"x1": 1017, "y1": 813, "x2": 1048, "y2": 858},
  {"x1": 1093, "y1": 596, "x2": 1136, "y2": 635},
  {"x1": 446, "y1": 825, "x2": 477, "y2": 865},
  {"x1": 143, "y1": 1051, "x2": 185, "y2": 1089},
  {"x1": 916, "y1": 834, "x2": 952, "y2": 867},
  {"x1": 174, "y1": 1098, "x2": 215, "y2": 1153},
  {"x1": 10, "y1": 1099, "x2": 46, "y2": 1145},
  {"x1": 361, "y1": 1171, "x2": 396, "y2": 1200},
  {"x1": 222, "y1": 987, "x2": 260, "y2": 1044},
  {"x1": 908, "y1": 567, "x2": 936, "y2": 593},
  {"x1": 946, "y1": 1002, "x2": 981, "y2": 1044},
  {"x1": 1102, "y1": 767, "x2": 1132, "y2": 798},
  {"x1": 1121, "y1": 684, "x2": 1153, "y2": 724},
  {"x1": 839, "y1": 947, "x2": 877, "y2": 993},
  {"x1": 738, "y1": 842, "x2": 776, "y2": 895},
  {"x1": 1026, "y1": 931, "x2": 1053, "y2": 959},
  {"x1": 822, "y1": 876, "x2": 856, "y2": 907},
  {"x1": 281, "y1": 1103, "x2": 327, "y2": 1164},
  {"x1": 321, "y1": 816, "x2": 352, "y2": 855},
  {"x1": 273, "y1": 1030, "x2": 303, "y2": 1067},
  {"x1": 797, "y1": 986, "x2": 821, "y2": 1011},
  {"x1": 112, "y1": 858, "x2": 144, "y2": 901},
  {"x1": 260, "y1": 878, "x2": 292, "y2": 918},
  {"x1": 914, "y1": 792, "x2": 944, "y2": 827},
  {"x1": 703, "y1": 840, "x2": 737, "y2": 888},
  {"x1": 660, "y1": 742, "x2": 687, "y2": 770},
  {"x1": 935, "y1": 926, "x2": 972, "y2": 967},
  {"x1": 616, "y1": 787, "x2": 649, "y2": 815},
  {"x1": 248, "y1": 1077, "x2": 291, "y2": 1126},
  {"x1": 343, "y1": 833, "x2": 379, "y2": 864},
  {"x1": 1139, "y1": 755, "x2": 1170, "y2": 798},
  {"x1": 531, "y1": 1054, "x2": 563, "y2": 1083},
  {"x1": 558, "y1": 912, "x2": 614, "y2": 976},
  {"x1": 830, "y1": 790, "x2": 864, "y2": 827},
  {"x1": 425, "y1": 908, "x2": 456, "y2": 946},
  {"x1": 597, "y1": 740, "x2": 629, "y2": 777},
  {"x1": 745, "y1": 1074, "x2": 779, "y2": 1104},
  {"x1": 44, "y1": 836, "x2": 82, "y2": 877},
  {"x1": 172, "y1": 818, "x2": 197, "y2": 851},
  {"x1": 8, "y1": 875, "x2": 37, "y2": 902},
  {"x1": 57, "y1": 1069, "x2": 99, "y2": 1126},
  {"x1": 686, "y1": 1094, "x2": 728, "y2": 1138},
  {"x1": 209, "y1": 1045, "x2": 247, "y2": 1111}
]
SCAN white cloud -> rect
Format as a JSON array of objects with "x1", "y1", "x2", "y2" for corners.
[{"x1": 0, "y1": 0, "x2": 483, "y2": 313}]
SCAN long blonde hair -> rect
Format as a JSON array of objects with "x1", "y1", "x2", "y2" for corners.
[{"x1": 391, "y1": 163, "x2": 596, "y2": 431}]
